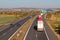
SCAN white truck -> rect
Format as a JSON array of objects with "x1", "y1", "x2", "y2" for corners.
[{"x1": 37, "y1": 16, "x2": 44, "y2": 31}]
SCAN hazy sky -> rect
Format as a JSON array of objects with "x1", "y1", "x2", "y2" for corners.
[{"x1": 0, "y1": 0, "x2": 60, "y2": 8}]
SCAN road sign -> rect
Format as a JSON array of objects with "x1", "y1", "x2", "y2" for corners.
[{"x1": 41, "y1": 10, "x2": 47, "y2": 13}]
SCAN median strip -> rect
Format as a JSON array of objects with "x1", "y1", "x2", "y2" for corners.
[{"x1": 8, "y1": 16, "x2": 37, "y2": 40}]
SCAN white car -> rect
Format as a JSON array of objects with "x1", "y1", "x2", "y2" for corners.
[{"x1": 41, "y1": 13, "x2": 43, "y2": 15}]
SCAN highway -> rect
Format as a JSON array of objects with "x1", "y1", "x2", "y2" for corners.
[
  {"x1": 0, "y1": 15, "x2": 58, "y2": 40},
  {"x1": 42, "y1": 16, "x2": 58, "y2": 40},
  {"x1": 25, "y1": 15, "x2": 58, "y2": 40},
  {"x1": 0, "y1": 16, "x2": 31, "y2": 40},
  {"x1": 25, "y1": 18, "x2": 48, "y2": 40}
]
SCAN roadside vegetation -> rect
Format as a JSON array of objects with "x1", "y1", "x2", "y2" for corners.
[
  {"x1": 45, "y1": 11, "x2": 60, "y2": 40},
  {"x1": 0, "y1": 10, "x2": 40, "y2": 28},
  {"x1": 11, "y1": 16, "x2": 37, "y2": 40}
]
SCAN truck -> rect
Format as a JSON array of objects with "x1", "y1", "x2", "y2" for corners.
[{"x1": 37, "y1": 15, "x2": 44, "y2": 31}]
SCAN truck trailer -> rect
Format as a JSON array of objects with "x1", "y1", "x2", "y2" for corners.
[{"x1": 37, "y1": 15, "x2": 44, "y2": 31}]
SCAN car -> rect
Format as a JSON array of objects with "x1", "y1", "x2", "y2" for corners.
[{"x1": 41, "y1": 13, "x2": 43, "y2": 15}]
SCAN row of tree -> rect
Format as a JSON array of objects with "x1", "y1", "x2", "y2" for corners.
[{"x1": 0, "y1": 10, "x2": 40, "y2": 15}]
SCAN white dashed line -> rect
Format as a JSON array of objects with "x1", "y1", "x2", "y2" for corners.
[{"x1": 36, "y1": 34, "x2": 37, "y2": 38}]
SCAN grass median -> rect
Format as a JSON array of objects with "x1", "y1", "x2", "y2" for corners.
[{"x1": 10, "y1": 16, "x2": 37, "y2": 40}]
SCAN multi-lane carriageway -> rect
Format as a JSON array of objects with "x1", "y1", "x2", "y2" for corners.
[
  {"x1": 25, "y1": 17, "x2": 48, "y2": 40},
  {"x1": 0, "y1": 16, "x2": 31, "y2": 40},
  {"x1": 0, "y1": 15, "x2": 58, "y2": 40},
  {"x1": 25, "y1": 16, "x2": 58, "y2": 40}
]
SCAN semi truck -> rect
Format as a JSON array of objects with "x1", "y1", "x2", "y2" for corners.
[{"x1": 37, "y1": 15, "x2": 44, "y2": 31}]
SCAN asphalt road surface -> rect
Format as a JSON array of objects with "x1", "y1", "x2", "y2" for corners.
[
  {"x1": 25, "y1": 18, "x2": 48, "y2": 40},
  {"x1": 25, "y1": 15, "x2": 58, "y2": 40},
  {"x1": 0, "y1": 16, "x2": 31, "y2": 40},
  {"x1": 42, "y1": 16, "x2": 58, "y2": 40}
]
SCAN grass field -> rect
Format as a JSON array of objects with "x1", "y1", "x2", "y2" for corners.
[
  {"x1": 48, "y1": 21, "x2": 60, "y2": 29},
  {"x1": 10, "y1": 16, "x2": 37, "y2": 40},
  {"x1": 0, "y1": 15, "x2": 21, "y2": 27},
  {"x1": 0, "y1": 16, "x2": 20, "y2": 23},
  {"x1": 0, "y1": 10, "x2": 40, "y2": 28},
  {"x1": 0, "y1": 16, "x2": 16, "y2": 23}
]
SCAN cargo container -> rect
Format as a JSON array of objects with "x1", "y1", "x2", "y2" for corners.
[{"x1": 37, "y1": 16, "x2": 44, "y2": 31}]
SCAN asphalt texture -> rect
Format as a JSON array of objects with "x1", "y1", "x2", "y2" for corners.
[
  {"x1": 25, "y1": 15, "x2": 58, "y2": 40},
  {"x1": 42, "y1": 16, "x2": 58, "y2": 40},
  {"x1": 25, "y1": 18, "x2": 48, "y2": 40},
  {"x1": 0, "y1": 16, "x2": 31, "y2": 40}
]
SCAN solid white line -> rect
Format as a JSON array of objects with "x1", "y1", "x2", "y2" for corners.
[
  {"x1": 23, "y1": 22, "x2": 33, "y2": 40},
  {"x1": 23, "y1": 18, "x2": 36, "y2": 40},
  {"x1": 36, "y1": 34, "x2": 37, "y2": 38},
  {"x1": 44, "y1": 27, "x2": 50, "y2": 40},
  {"x1": 36, "y1": 33, "x2": 38, "y2": 40},
  {"x1": 8, "y1": 16, "x2": 30, "y2": 40}
]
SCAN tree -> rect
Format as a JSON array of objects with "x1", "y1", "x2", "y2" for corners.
[
  {"x1": 46, "y1": 13, "x2": 52, "y2": 19},
  {"x1": 55, "y1": 24, "x2": 60, "y2": 34}
]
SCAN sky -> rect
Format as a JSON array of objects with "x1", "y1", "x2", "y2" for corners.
[{"x1": 0, "y1": 0, "x2": 60, "y2": 8}]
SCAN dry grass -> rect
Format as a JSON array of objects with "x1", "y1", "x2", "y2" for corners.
[
  {"x1": 0, "y1": 15, "x2": 20, "y2": 28},
  {"x1": 0, "y1": 15, "x2": 29, "y2": 28},
  {"x1": 10, "y1": 16, "x2": 37, "y2": 40},
  {"x1": 45, "y1": 13, "x2": 60, "y2": 40}
]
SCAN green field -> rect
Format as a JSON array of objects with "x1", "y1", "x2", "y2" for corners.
[
  {"x1": 0, "y1": 16, "x2": 20, "y2": 25},
  {"x1": 0, "y1": 16, "x2": 15, "y2": 22}
]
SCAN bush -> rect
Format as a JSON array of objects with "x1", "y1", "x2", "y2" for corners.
[
  {"x1": 46, "y1": 13, "x2": 52, "y2": 19},
  {"x1": 55, "y1": 24, "x2": 60, "y2": 34}
]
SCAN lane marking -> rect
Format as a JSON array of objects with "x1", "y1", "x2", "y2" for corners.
[
  {"x1": 8, "y1": 16, "x2": 30, "y2": 40},
  {"x1": 35, "y1": 30, "x2": 38, "y2": 40},
  {"x1": 23, "y1": 18, "x2": 36, "y2": 40},
  {"x1": 44, "y1": 27, "x2": 49, "y2": 40},
  {"x1": 23, "y1": 23, "x2": 32, "y2": 40},
  {"x1": 36, "y1": 34, "x2": 37, "y2": 38},
  {"x1": 36, "y1": 33, "x2": 38, "y2": 40},
  {"x1": 0, "y1": 26, "x2": 9, "y2": 32}
]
